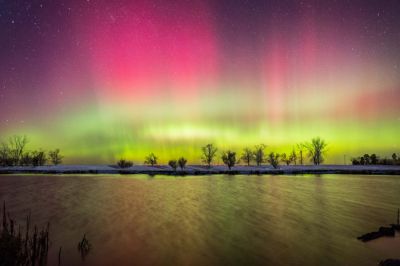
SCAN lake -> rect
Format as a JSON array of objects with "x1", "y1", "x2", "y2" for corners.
[{"x1": 0, "y1": 174, "x2": 399, "y2": 265}]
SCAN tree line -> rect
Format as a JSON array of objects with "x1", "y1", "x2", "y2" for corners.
[
  {"x1": 117, "y1": 137, "x2": 328, "y2": 170},
  {"x1": 351, "y1": 153, "x2": 400, "y2": 166},
  {"x1": 0, "y1": 135, "x2": 63, "y2": 167}
]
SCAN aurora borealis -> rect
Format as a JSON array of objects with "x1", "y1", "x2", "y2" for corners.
[{"x1": 0, "y1": 1, "x2": 399, "y2": 164}]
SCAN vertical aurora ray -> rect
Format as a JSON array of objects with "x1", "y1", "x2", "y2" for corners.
[{"x1": 0, "y1": 0, "x2": 399, "y2": 164}]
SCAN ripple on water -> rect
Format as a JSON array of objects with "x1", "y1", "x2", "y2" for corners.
[{"x1": 0, "y1": 174, "x2": 399, "y2": 266}]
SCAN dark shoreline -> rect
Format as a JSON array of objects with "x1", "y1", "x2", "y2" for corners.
[{"x1": 1, "y1": 165, "x2": 400, "y2": 175}]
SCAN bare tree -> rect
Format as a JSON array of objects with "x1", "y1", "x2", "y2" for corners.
[
  {"x1": 267, "y1": 152, "x2": 280, "y2": 169},
  {"x1": 8, "y1": 135, "x2": 28, "y2": 165},
  {"x1": 0, "y1": 142, "x2": 11, "y2": 166},
  {"x1": 144, "y1": 153, "x2": 158, "y2": 166},
  {"x1": 305, "y1": 137, "x2": 328, "y2": 165},
  {"x1": 240, "y1": 147, "x2": 254, "y2": 166},
  {"x1": 289, "y1": 148, "x2": 297, "y2": 165},
  {"x1": 280, "y1": 153, "x2": 292, "y2": 166},
  {"x1": 221, "y1": 150, "x2": 237, "y2": 170},
  {"x1": 31, "y1": 150, "x2": 47, "y2": 166},
  {"x1": 20, "y1": 152, "x2": 33, "y2": 166},
  {"x1": 296, "y1": 143, "x2": 305, "y2": 165},
  {"x1": 254, "y1": 144, "x2": 267, "y2": 166},
  {"x1": 178, "y1": 157, "x2": 187, "y2": 170},
  {"x1": 48, "y1": 149, "x2": 63, "y2": 165},
  {"x1": 201, "y1": 144, "x2": 218, "y2": 168}
]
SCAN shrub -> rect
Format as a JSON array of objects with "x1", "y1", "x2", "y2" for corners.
[
  {"x1": 370, "y1": 154, "x2": 379, "y2": 164},
  {"x1": 178, "y1": 157, "x2": 187, "y2": 170},
  {"x1": 280, "y1": 153, "x2": 292, "y2": 166},
  {"x1": 31, "y1": 150, "x2": 47, "y2": 167},
  {"x1": 267, "y1": 152, "x2": 280, "y2": 169},
  {"x1": 168, "y1": 160, "x2": 177, "y2": 171},
  {"x1": 221, "y1": 150, "x2": 237, "y2": 170},
  {"x1": 48, "y1": 149, "x2": 63, "y2": 165},
  {"x1": 117, "y1": 159, "x2": 133, "y2": 168},
  {"x1": 351, "y1": 153, "x2": 399, "y2": 165},
  {"x1": 392, "y1": 153, "x2": 398, "y2": 164},
  {"x1": 20, "y1": 152, "x2": 33, "y2": 166},
  {"x1": 144, "y1": 153, "x2": 157, "y2": 166},
  {"x1": 241, "y1": 147, "x2": 254, "y2": 166}
]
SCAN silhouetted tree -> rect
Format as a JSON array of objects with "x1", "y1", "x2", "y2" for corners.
[
  {"x1": 201, "y1": 144, "x2": 218, "y2": 168},
  {"x1": 0, "y1": 143, "x2": 11, "y2": 166},
  {"x1": 381, "y1": 157, "x2": 389, "y2": 165},
  {"x1": 0, "y1": 135, "x2": 65, "y2": 167},
  {"x1": 352, "y1": 154, "x2": 392, "y2": 165},
  {"x1": 289, "y1": 148, "x2": 297, "y2": 165},
  {"x1": 267, "y1": 152, "x2": 280, "y2": 169},
  {"x1": 144, "y1": 153, "x2": 157, "y2": 166},
  {"x1": 370, "y1": 154, "x2": 379, "y2": 165},
  {"x1": 20, "y1": 152, "x2": 33, "y2": 166},
  {"x1": 392, "y1": 153, "x2": 398, "y2": 164},
  {"x1": 48, "y1": 149, "x2": 63, "y2": 165},
  {"x1": 306, "y1": 137, "x2": 327, "y2": 165},
  {"x1": 178, "y1": 157, "x2": 187, "y2": 170},
  {"x1": 168, "y1": 160, "x2": 177, "y2": 171},
  {"x1": 221, "y1": 150, "x2": 237, "y2": 170},
  {"x1": 363, "y1": 154, "x2": 370, "y2": 165},
  {"x1": 31, "y1": 150, "x2": 47, "y2": 166},
  {"x1": 280, "y1": 153, "x2": 292, "y2": 165},
  {"x1": 254, "y1": 144, "x2": 266, "y2": 166},
  {"x1": 8, "y1": 135, "x2": 28, "y2": 166},
  {"x1": 241, "y1": 147, "x2": 254, "y2": 166},
  {"x1": 297, "y1": 143, "x2": 305, "y2": 165},
  {"x1": 351, "y1": 158, "x2": 360, "y2": 165},
  {"x1": 117, "y1": 159, "x2": 133, "y2": 168}
]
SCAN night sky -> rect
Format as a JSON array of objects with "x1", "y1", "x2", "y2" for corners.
[{"x1": 0, "y1": 0, "x2": 399, "y2": 163}]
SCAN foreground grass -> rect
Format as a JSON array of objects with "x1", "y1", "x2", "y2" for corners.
[{"x1": 0, "y1": 202, "x2": 49, "y2": 266}]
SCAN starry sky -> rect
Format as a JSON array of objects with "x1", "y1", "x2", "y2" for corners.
[{"x1": 0, "y1": 0, "x2": 399, "y2": 164}]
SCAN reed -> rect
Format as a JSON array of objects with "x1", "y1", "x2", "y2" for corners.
[{"x1": 0, "y1": 201, "x2": 49, "y2": 266}]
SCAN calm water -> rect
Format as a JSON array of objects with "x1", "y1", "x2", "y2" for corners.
[{"x1": 1, "y1": 174, "x2": 399, "y2": 266}]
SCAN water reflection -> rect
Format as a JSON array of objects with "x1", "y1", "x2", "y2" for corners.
[{"x1": 0, "y1": 174, "x2": 399, "y2": 265}]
